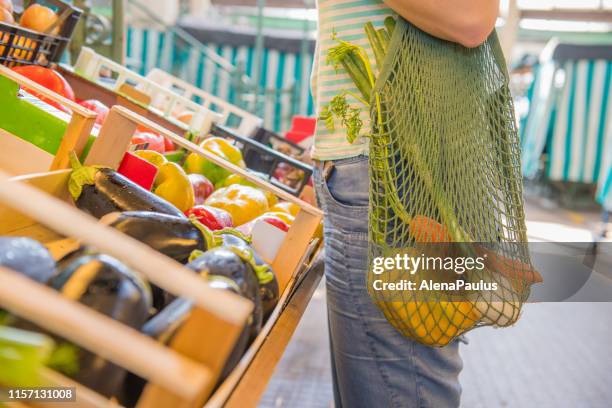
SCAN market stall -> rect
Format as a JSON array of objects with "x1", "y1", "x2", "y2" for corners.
[
  {"x1": 0, "y1": 2, "x2": 324, "y2": 406},
  {"x1": 0, "y1": 102, "x2": 324, "y2": 406}
]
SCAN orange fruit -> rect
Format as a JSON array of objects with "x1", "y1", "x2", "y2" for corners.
[
  {"x1": 383, "y1": 300, "x2": 481, "y2": 346},
  {"x1": 20, "y1": 4, "x2": 58, "y2": 35}
]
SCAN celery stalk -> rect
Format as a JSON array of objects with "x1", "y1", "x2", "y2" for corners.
[
  {"x1": 364, "y1": 22, "x2": 385, "y2": 68},
  {"x1": 341, "y1": 56, "x2": 372, "y2": 102},
  {"x1": 384, "y1": 16, "x2": 396, "y2": 38},
  {"x1": 378, "y1": 29, "x2": 390, "y2": 54}
]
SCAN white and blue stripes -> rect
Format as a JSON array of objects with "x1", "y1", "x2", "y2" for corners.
[
  {"x1": 522, "y1": 59, "x2": 612, "y2": 191},
  {"x1": 126, "y1": 27, "x2": 315, "y2": 132}
]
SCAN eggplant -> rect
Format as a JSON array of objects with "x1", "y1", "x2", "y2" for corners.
[
  {"x1": 118, "y1": 278, "x2": 247, "y2": 407},
  {"x1": 187, "y1": 248, "x2": 263, "y2": 341},
  {"x1": 48, "y1": 253, "x2": 152, "y2": 397},
  {"x1": 0, "y1": 237, "x2": 56, "y2": 283},
  {"x1": 102, "y1": 211, "x2": 208, "y2": 264},
  {"x1": 102, "y1": 211, "x2": 212, "y2": 311},
  {"x1": 215, "y1": 231, "x2": 279, "y2": 318},
  {"x1": 70, "y1": 164, "x2": 185, "y2": 219}
]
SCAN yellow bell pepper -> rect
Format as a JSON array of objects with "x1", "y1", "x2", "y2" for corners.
[
  {"x1": 134, "y1": 150, "x2": 167, "y2": 168},
  {"x1": 154, "y1": 162, "x2": 195, "y2": 212},
  {"x1": 183, "y1": 137, "x2": 246, "y2": 184},
  {"x1": 218, "y1": 173, "x2": 278, "y2": 207},
  {"x1": 205, "y1": 184, "x2": 269, "y2": 226},
  {"x1": 270, "y1": 201, "x2": 300, "y2": 217}
]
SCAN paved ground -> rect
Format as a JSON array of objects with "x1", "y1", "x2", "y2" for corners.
[{"x1": 259, "y1": 200, "x2": 612, "y2": 408}]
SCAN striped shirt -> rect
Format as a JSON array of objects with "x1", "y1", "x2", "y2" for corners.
[{"x1": 311, "y1": 0, "x2": 395, "y2": 160}]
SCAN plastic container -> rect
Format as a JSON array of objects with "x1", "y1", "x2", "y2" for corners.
[
  {"x1": 146, "y1": 68, "x2": 263, "y2": 137},
  {"x1": 211, "y1": 124, "x2": 313, "y2": 196}
]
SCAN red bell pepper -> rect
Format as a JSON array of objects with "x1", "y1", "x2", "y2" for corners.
[
  {"x1": 131, "y1": 132, "x2": 165, "y2": 153},
  {"x1": 185, "y1": 205, "x2": 233, "y2": 231}
]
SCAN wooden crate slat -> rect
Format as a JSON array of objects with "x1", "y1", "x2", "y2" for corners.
[
  {"x1": 0, "y1": 129, "x2": 53, "y2": 175},
  {"x1": 0, "y1": 170, "x2": 71, "y2": 235},
  {"x1": 0, "y1": 266, "x2": 210, "y2": 401},
  {"x1": 35, "y1": 368, "x2": 124, "y2": 408}
]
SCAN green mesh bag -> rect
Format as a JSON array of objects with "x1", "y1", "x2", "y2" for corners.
[
  {"x1": 367, "y1": 19, "x2": 544, "y2": 346},
  {"x1": 322, "y1": 18, "x2": 543, "y2": 347}
]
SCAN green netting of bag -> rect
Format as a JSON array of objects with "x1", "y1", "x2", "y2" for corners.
[
  {"x1": 320, "y1": 17, "x2": 544, "y2": 347},
  {"x1": 366, "y1": 18, "x2": 542, "y2": 346}
]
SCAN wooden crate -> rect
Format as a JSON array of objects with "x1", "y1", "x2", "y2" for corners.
[
  {"x1": 0, "y1": 105, "x2": 324, "y2": 407},
  {"x1": 0, "y1": 65, "x2": 97, "y2": 176}
]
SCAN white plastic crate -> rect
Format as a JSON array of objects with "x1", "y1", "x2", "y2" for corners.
[
  {"x1": 146, "y1": 68, "x2": 263, "y2": 137},
  {"x1": 74, "y1": 47, "x2": 223, "y2": 134}
]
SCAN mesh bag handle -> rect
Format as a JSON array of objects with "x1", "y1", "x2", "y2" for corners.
[{"x1": 367, "y1": 18, "x2": 541, "y2": 346}]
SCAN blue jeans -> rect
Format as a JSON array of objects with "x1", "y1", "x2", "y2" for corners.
[{"x1": 313, "y1": 155, "x2": 463, "y2": 408}]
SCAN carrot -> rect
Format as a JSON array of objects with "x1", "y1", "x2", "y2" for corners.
[
  {"x1": 475, "y1": 245, "x2": 543, "y2": 285},
  {"x1": 409, "y1": 215, "x2": 452, "y2": 243}
]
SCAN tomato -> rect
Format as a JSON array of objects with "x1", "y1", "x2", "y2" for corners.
[
  {"x1": 12, "y1": 66, "x2": 75, "y2": 112},
  {"x1": 131, "y1": 132, "x2": 165, "y2": 153},
  {"x1": 78, "y1": 99, "x2": 109, "y2": 125}
]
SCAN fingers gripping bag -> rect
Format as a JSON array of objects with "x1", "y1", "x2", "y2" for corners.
[{"x1": 321, "y1": 18, "x2": 543, "y2": 346}]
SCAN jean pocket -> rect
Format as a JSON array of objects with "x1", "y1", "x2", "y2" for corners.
[
  {"x1": 320, "y1": 155, "x2": 369, "y2": 210},
  {"x1": 315, "y1": 156, "x2": 369, "y2": 235}
]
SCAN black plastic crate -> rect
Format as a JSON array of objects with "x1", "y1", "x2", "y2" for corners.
[
  {"x1": 0, "y1": 0, "x2": 82, "y2": 67},
  {"x1": 252, "y1": 126, "x2": 306, "y2": 158},
  {"x1": 210, "y1": 124, "x2": 313, "y2": 197}
]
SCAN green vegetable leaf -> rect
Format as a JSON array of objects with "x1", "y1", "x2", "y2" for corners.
[
  {"x1": 189, "y1": 218, "x2": 219, "y2": 249},
  {"x1": 188, "y1": 249, "x2": 206, "y2": 263},
  {"x1": 321, "y1": 93, "x2": 364, "y2": 144},
  {"x1": 345, "y1": 107, "x2": 364, "y2": 144},
  {"x1": 319, "y1": 105, "x2": 335, "y2": 132},
  {"x1": 227, "y1": 246, "x2": 274, "y2": 285},
  {"x1": 68, "y1": 151, "x2": 102, "y2": 201}
]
